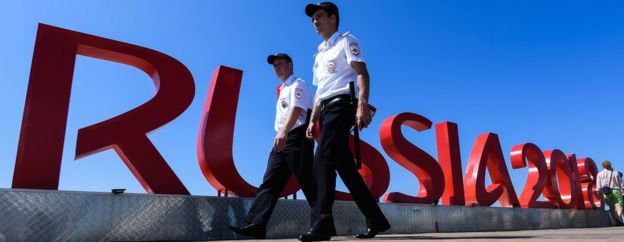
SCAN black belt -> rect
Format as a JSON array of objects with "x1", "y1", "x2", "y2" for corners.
[{"x1": 320, "y1": 94, "x2": 351, "y2": 112}]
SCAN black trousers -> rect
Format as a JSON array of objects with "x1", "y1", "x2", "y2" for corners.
[
  {"x1": 245, "y1": 125, "x2": 316, "y2": 227},
  {"x1": 310, "y1": 98, "x2": 389, "y2": 234}
]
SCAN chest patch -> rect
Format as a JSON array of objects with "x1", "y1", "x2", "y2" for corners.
[
  {"x1": 327, "y1": 61, "x2": 336, "y2": 73},
  {"x1": 280, "y1": 99, "x2": 288, "y2": 109}
]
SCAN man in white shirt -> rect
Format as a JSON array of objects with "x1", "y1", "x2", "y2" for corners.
[
  {"x1": 299, "y1": 2, "x2": 390, "y2": 241},
  {"x1": 596, "y1": 160, "x2": 624, "y2": 224},
  {"x1": 229, "y1": 53, "x2": 315, "y2": 239}
]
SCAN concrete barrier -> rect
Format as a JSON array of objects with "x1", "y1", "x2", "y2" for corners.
[{"x1": 0, "y1": 189, "x2": 611, "y2": 241}]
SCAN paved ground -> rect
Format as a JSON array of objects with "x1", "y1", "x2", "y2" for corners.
[{"x1": 218, "y1": 226, "x2": 623, "y2": 241}]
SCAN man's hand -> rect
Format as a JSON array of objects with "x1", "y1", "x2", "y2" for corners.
[
  {"x1": 306, "y1": 122, "x2": 317, "y2": 140},
  {"x1": 356, "y1": 100, "x2": 372, "y2": 130},
  {"x1": 351, "y1": 61, "x2": 371, "y2": 131},
  {"x1": 273, "y1": 131, "x2": 287, "y2": 152}
]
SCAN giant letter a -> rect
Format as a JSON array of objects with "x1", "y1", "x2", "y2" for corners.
[{"x1": 464, "y1": 133, "x2": 519, "y2": 207}]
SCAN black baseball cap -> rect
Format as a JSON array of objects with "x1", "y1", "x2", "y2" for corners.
[
  {"x1": 305, "y1": 2, "x2": 338, "y2": 17},
  {"x1": 267, "y1": 53, "x2": 292, "y2": 65},
  {"x1": 305, "y1": 2, "x2": 340, "y2": 28}
]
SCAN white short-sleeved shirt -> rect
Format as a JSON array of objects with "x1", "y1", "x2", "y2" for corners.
[
  {"x1": 596, "y1": 169, "x2": 624, "y2": 193},
  {"x1": 275, "y1": 75, "x2": 312, "y2": 132},
  {"x1": 312, "y1": 31, "x2": 365, "y2": 104}
]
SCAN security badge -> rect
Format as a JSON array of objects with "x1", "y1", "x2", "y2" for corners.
[
  {"x1": 280, "y1": 98, "x2": 288, "y2": 109},
  {"x1": 327, "y1": 61, "x2": 336, "y2": 73}
]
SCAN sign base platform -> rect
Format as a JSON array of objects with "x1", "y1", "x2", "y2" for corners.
[{"x1": 0, "y1": 189, "x2": 610, "y2": 241}]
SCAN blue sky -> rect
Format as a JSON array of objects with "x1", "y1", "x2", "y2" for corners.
[{"x1": 1, "y1": 1, "x2": 623, "y2": 203}]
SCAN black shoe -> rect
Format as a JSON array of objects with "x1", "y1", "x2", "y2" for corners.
[
  {"x1": 354, "y1": 224, "x2": 390, "y2": 239},
  {"x1": 229, "y1": 224, "x2": 266, "y2": 239},
  {"x1": 298, "y1": 230, "x2": 331, "y2": 241}
]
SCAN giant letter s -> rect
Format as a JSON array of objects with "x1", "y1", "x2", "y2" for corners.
[{"x1": 380, "y1": 112, "x2": 444, "y2": 204}]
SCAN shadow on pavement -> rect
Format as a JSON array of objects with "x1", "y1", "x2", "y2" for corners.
[{"x1": 333, "y1": 235, "x2": 535, "y2": 240}]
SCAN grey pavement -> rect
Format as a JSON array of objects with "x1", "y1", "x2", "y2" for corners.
[{"x1": 218, "y1": 226, "x2": 623, "y2": 242}]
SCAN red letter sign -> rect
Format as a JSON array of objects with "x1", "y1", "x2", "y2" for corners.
[
  {"x1": 566, "y1": 154, "x2": 585, "y2": 209},
  {"x1": 197, "y1": 66, "x2": 300, "y2": 197},
  {"x1": 13, "y1": 24, "x2": 193, "y2": 194},
  {"x1": 510, "y1": 143, "x2": 554, "y2": 208},
  {"x1": 436, "y1": 122, "x2": 465, "y2": 205},
  {"x1": 577, "y1": 157, "x2": 602, "y2": 209},
  {"x1": 380, "y1": 113, "x2": 444, "y2": 204},
  {"x1": 464, "y1": 133, "x2": 519, "y2": 207},
  {"x1": 543, "y1": 149, "x2": 577, "y2": 209}
]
